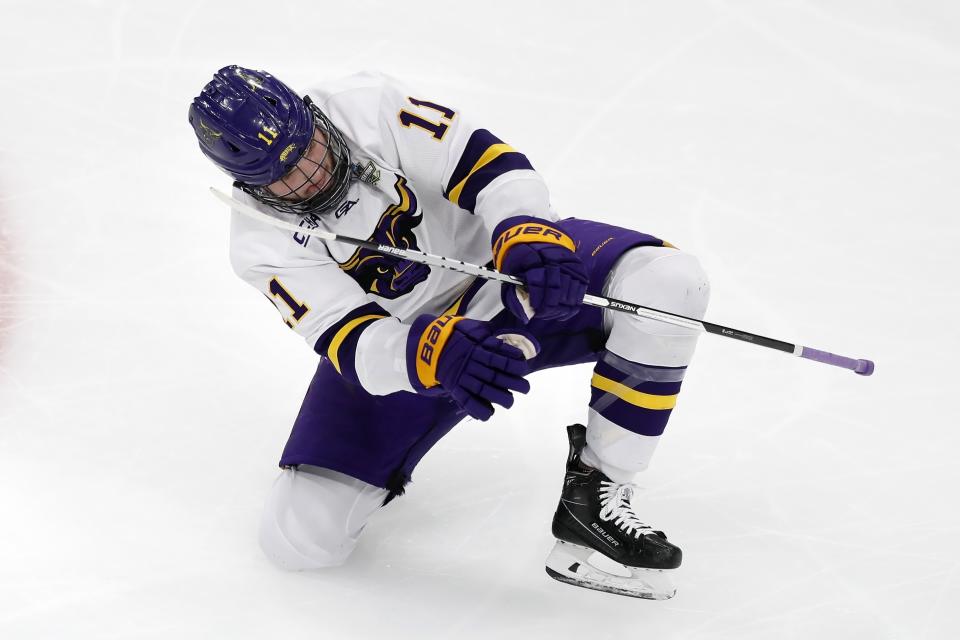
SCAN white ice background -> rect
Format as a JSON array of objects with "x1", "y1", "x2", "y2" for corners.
[{"x1": 1, "y1": 1, "x2": 958, "y2": 638}]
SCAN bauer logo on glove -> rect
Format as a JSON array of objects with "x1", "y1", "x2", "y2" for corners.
[
  {"x1": 492, "y1": 223, "x2": 576, "y2": 269},
  {"x1": 415, "y1": 315, "x2": 465, "y2": 387},
  {"x1": 492, "y1": 216, "x2": 589, "y2": 323},
  {"x1": 406, "y1": 314, "x2": 538, "y2": 421}
]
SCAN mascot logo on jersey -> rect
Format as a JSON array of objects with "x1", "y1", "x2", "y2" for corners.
[{"x1": 339, "y1": 176, "x2": 430, "y2": 298}]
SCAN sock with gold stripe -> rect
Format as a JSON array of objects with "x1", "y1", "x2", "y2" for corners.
[
  {"x1": 590, "y1": 351, "x2": 685, "y2": 437},
  {"x1": 582, "y1": 351, "x2": 687, "y2": 481}
]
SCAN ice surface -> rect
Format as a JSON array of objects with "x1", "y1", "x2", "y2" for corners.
[{"x1": 1, "y1": 1, "x2": 958, "y2": 638}]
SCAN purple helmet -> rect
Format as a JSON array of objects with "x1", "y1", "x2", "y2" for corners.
[{"x1": 189, "y1": 65, "x2": 352, "y2": 215}]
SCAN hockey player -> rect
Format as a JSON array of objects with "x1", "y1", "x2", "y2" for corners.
[{"x1": 189, "y1": 66, "x2": 710, "y2": 599}]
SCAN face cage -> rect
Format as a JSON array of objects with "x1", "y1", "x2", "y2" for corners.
[{"x1": 239, "y1": 99, "x2": 353, "y2": 216}]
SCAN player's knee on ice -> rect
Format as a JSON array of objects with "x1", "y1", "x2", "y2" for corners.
[
  {"x1": 258, "y1": 466, "x2": 387, "y2": 571},
  {"x1": 604, "y1": 246, "x2": 710, "y2": 368}
]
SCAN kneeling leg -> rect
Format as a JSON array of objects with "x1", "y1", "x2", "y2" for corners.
[{"x1": 258, "y1": 465, "x2": 388, "y2": 570}]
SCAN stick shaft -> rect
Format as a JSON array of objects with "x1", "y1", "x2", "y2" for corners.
[{"x1": 211, "y1": 187, "x2": 874, "y2": 376}]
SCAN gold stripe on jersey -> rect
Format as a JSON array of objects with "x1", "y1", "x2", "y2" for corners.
[
  {"x1": 447, "y1": 143, "x2": 517, "y2": 206},
  {"x1": 328, "y1": 314, "x2": 387, "y2": 374}
]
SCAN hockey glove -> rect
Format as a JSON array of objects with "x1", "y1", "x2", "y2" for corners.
[
  {"x1": 407, "y1": 315, "x2": 536, "y2": 421},
  {"x1": 492, "y1": 216, "x2": 589, "y2": 323}
]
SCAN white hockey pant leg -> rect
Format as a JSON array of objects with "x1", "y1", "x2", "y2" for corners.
[
  {"x1": 258, "y1": 465, "x2": 388, "y2": 571},
  {"x1": 583, "y1": 246, "x2": 711, "y2": 482}
]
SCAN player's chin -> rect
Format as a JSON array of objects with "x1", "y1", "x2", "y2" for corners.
[{"x1": 314, "y1": 171, "x2": 336, "y2": 193}]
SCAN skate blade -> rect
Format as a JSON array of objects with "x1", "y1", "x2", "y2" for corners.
[{"x1": 544, "y1": 541, "x2": 676, "y2": 600}]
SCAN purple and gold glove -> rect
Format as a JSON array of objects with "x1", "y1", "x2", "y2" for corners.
[
  {"x1": 407, "y1": 315, "x2": 537, "y2": 421},
  {"x1": 492, "y1": 216, "x2": 589, "y2": 323}
]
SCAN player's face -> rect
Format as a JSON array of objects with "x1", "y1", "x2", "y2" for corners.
[{"x1": 265, "y1": 127, "x2": 336, "y2": 202}]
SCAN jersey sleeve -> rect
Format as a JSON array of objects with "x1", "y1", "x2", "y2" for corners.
[
  {"x1": 228, "y1": 195, "x2": 414, "y2": 395},
  {"x1": 383, "y1": 77, "x2": 556, "y2": 231},
  {"x1": 316, "y1": 72, "x2": 556, "y2": 236}
]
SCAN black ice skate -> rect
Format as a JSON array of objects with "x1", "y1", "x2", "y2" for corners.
[{"x1": 546, "y1": 424, "x2": 681, "y2": 600}]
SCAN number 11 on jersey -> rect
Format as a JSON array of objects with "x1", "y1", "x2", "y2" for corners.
[{"x1": 398, "y1": 97, "x2": 456, "y2": 141}]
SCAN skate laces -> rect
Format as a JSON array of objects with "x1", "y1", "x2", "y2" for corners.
[{"x1": 598, "y1": 481, "x2": 654, "y2": 539}]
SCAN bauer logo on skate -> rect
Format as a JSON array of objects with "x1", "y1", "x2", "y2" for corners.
[
  {"x1": 492, "y1": 223, "x2": 576, "y2": 270},
  {"x1": 416, "y1": 315, "x2": 465, "y2": 388},
  {"x1": 591, "y1": 522, "x2": 620, "y2": 547}
]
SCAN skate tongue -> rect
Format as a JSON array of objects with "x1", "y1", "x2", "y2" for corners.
[{"x1": 610, "y1": 483, "x2": 636, "y2": 509}]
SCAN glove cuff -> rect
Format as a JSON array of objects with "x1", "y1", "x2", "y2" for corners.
[
  {"x1": 406, "y1": 314, "x2": 466, "y2": 394},
  {"x1": 491, "y1": 216, "x2": 576, "y2": 271}
]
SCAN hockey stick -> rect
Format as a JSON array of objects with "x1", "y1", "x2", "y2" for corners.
[{"x1": 211, "y1": 187, "x2": 875, "y2": 376}]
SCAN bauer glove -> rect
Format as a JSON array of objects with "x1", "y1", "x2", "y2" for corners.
[
  {"x1": 407, "y1": 315, "x2": 537, "y2": 421},
  {"x1": 492, "y1": 216, "x2": 589, "y2": 323}
]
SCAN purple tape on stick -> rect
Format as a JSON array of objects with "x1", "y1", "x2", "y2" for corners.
[{"x1": 800, "y1": 347, "x2": 875, "y2": 376}]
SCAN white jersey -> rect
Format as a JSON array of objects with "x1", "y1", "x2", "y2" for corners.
[{"x1": 229, "y1": 72, "x2": 556, "y2": 395}]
